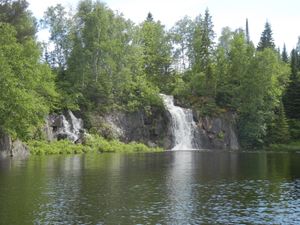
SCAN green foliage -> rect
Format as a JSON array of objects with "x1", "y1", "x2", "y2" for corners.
[
  {"x1": 84, "y1": 134, "x2": 163, "y2": 153},
  {"x1": 281, "y1": 44, "x2": 289, "y2": 63},
  {"x1": 0, "y1": 0, "x2": 36, "y2": 42},
  {"x1": 40, "y1": 4, "x2": 73, "y2": 71},
  {"x1": 139, "y1": 15, "x2": 172, "y2": 90},
  {"x1": 288, "y1": 119, "x2": 300, "y2": 140},
  {"x1": 217, "y1": 131, "x2": 225, "y2": 140},
  {"x1": 0, "y1": 22, "x2": 58, "y2": 139},
  {"x1": 268, "y1": 141, "x2": 300, "y2": 152},
  {"x1": 27, "y1": 140, "x2": 89, "y2": 155},
  {"x1": 27, "y1": 134, "x2": 163, "y2": 155},
  {"x1": 170, "y1": 16, "x2": 194, "y2": 72},
  {"x1": 238, "y1": 49, "x2": 289, "y2": 148},
  {"x1": 266, "y1": 100, "x2": 290, "y2": 144},
  {"x1": 283, "y1": 49, "x2": 300, "y2": 119}
]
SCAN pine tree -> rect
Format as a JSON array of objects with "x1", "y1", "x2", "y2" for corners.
[
  {"x1": 283, "y1": 49, "x2": 300, "y2": 119},
  {"x1": 257, "y1": 22, "x2": 275, "y2": 51},
  {"x1": 267, "y1": 100, "x2": 290, "y2": 144},
  {"x1": 281, "y1": 44, "x2": 288, "y2": 63},
  {"x1": 200, "y1": 8, "x2": 215, "y2": 72},
  {"x1": 146, "y1": 12, "x2": 153, "y2": 22}
]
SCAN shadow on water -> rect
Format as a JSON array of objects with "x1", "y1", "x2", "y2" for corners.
[{"x1": 0, "y1": 151, "x2": 299, "y2": 224}]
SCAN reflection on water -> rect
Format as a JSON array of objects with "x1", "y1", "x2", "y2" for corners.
[
  {"x1": 0, "y1": 151, "x2": 299, "y2": 224},
  {"x1": 166, "y1": 151, "x2": 196, "y2": 224}
]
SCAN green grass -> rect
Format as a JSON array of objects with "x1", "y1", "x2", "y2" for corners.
[
  {"x1": 267, "y1": 141, "x2": 300, "y2": 152},
  {"x1": 27, "y1": 134, "x2": 163, "y2": 155}
]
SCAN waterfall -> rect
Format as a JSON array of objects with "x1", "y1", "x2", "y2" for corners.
[
  {"x1": 160, "y1": 94, "x2": 196, "y2": 150},
  {"x1": 59, "y1": 111, "x2": 83, "y2": 143}
]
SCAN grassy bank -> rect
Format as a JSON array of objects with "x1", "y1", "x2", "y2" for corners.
[
  {"x1": 267, "y1": 141, "x2": 300, "y2": 152},
  {"x1": 27, "y1": 134, "x2": 163, "y2": 155}
]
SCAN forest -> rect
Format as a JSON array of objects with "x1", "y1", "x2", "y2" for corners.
[{"x1": 0, "y1": 0, "x2": 300, "y2": 150}]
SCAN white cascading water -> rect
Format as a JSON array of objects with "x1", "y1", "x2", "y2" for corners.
[
  {"x1": 60, "y1": 110, "x2": 83, "y2": 142},
  {"x1": 160, "y1": 94, "x2": 196, "y2": 150}
]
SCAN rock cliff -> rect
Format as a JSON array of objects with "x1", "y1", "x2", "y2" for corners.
[
  {"x1": 193, "y1": 112, "x2": 239, "y2": 150},
  {"x1": 89, "y1": 107, "x2": 173, "y2": 149}
]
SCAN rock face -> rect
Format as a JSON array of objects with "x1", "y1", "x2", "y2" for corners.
[
  {"x1": 193, "y1": 112, "x2": 239, "y2": 150},
  {"x1": 90, "y1": 107, "x2": 173, "y2": 149},
  {"x1": 0, "y1": 133, "x2": 29, "y2": 158},
  {"x1": 91, "y1": 106, "x2": 239, "y2": 150},
  {"x1": 44, "y1": 110, "x2": 85, "y2": 143}
]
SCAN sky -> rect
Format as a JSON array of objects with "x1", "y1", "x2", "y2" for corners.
[{"x1": 28, "y1": 0, "x2": 300, "y2": 52}]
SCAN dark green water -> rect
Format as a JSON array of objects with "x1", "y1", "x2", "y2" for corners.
[{"x1": 0, "y1": 151, "x2": 300, "y2": 225}]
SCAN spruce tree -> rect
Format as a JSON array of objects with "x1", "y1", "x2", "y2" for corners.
[
  {"x1": 257, "y1": 22, "x2": 275, "y2": 51},
  {"x1": 281, "y1": 44, "x2": 288, "y2": 63},
  {"x1": 267, "y1": 100, "x2": 290, "y2": 144},
  {"x1": 283, "y1": 49, "x2": 300, "y2": 119},
  {"x1": 146, "y1": 12, "x2": 153, "y2": 22}
]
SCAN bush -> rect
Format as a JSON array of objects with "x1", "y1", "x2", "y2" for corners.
[
  {"x1": 84, "y1": 134, "x2": 163, "y2": 153},
  {"x1": 27, "y1": 134, "x2": 163, "y2": 155},
  {"x1": 267, "y1": 141, "x2": 300, "y2": 152},
  {"x1": 27, "y1": 140, "x2": 91, "y2": 155}
]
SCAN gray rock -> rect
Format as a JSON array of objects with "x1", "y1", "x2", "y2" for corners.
[
  {"x1": 193, "y1": 111, "x2": 239, "y2": 150},
  {"x1": 90, "y1": 107, "x2": 239, "y2": 150},
  {"x1": 0, "y1": 133, "x2": 12, "y2": 157},
  {"x1": 90, "y1": 107, "x2": 173, "y2": 149},
  {"x1": 0, "y1": 132, "x2": 29, "y2": 158},
  {"x1": 44, "y1": 111, "x2": 85, "y2": 143},
  {"x1": 11, "y1": 140, "x2": 29, "y2": 158}
]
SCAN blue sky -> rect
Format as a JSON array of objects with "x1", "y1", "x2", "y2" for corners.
[{"x1": 28, "y1": 0, "x2": 300, "y2": 52}]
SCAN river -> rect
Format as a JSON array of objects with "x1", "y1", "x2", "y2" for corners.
[{"x1": 0, "y1": 151, "x2": 300, "y2": 224}]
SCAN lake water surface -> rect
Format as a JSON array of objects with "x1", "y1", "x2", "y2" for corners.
[{"x1": 0, "y1": 151, "x2": 300, "y2": 224}]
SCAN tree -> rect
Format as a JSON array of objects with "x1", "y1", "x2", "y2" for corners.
[
  {"x1": 170, "y1": 16, "x2": 194, "y2": 72},
  {"x1": 238, "y1": 48, "x2": 289, "y2": 147},
  {"x1": 0, "y1": 0, "x2": 36, "y2": 42},
  {"x1": 146, "y1": 12, "x2": 153, "y2": 22},
  {"x1": 267, "y1": 100, "x2": 290, "y2": 144},
  {"x1": 189, "y1": 9, "x2": 216, "y2": 98},
  {"x1": 281, "y1": 43, "x2": 288, "y2": 63},
  {"x1": 257, "y1": 22, "x2": 275, "y2": 51},
  {"x1": 192, "y1": 9, "x2": 215, "y2": 73},
  {"x1": 283, "y1": 49, "x2": 300, "y2": 119},
  {"x1": 40, "y1": 4, "x2": 73, "y2": 72},
  {"x1": 216, "y1": 30, "x2": 251, "y2": 109},
  {"x1": 66, "y1": 1, "x2": 119, "y2": 108},
  {"x1": 139, "y1": 14, "x2": 172, "y2": 90},
  {"x1": 0, "y1": 23, "x2": 58, "y2": 139}
]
